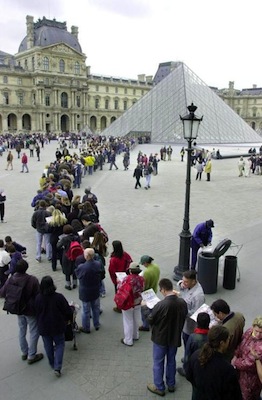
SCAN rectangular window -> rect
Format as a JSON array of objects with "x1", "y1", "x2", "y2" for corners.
[
  {"x1": 123, "y1": 100, "x2": 127, "y2": 110},
  {"x1": 124, "y1": 88, "x2": 127, "y2": 94},
  {"x1": 3, "y1": 92, "x2": 9, "y2": 105},
  {"x1": 76, "y1": 95, "x2": 81, "y2": 107},
  {"x1": 45, "y1": 95, "x2": 50, "y2": 106},
  {"x1": 96, "y1": 85, "x2": 99, "y2": 91},
  {"x1": 95, "y1": 98, "x2": 99, "y2": 109},
  {"x1": 105, "y1": 99, "x2": 109, "y2": 109},
  {"x1": 133, "y1": 88, "x2": 136, "y2": 95},
  {"x1": 106, "y1": 86, "x2": 109, "y2": 93},
  {"x1": 115, "y1": 87, "x2": 118, "y2": 94},
  {"x1": 114, "y1": 100, "x2": 118, "y2": 110},
  {"x1": 18, "y1": 93, "x2": 23, "y2": 105},
  {"x1": 3, "y1": 76, "x2": 8, "y2": 84},
  {"x1": 17, "y1": 78, "x2": 22, "y2": 85}
]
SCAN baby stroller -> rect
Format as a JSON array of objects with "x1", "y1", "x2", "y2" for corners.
[{"x1": 65, "y1": 302, "x2": 80, "y2": 350}]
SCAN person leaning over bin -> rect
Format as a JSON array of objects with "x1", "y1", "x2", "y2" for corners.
[{"x1": 191, "y1": 219, "x2": 214, "y2": 270}]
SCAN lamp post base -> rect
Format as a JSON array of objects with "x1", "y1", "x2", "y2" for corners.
[{"x1": 173, "y1": 231, "x2": 192, "y2": 281}]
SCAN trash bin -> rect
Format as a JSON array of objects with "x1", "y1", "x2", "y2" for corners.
[
  {"x1": 223, "y1": 255, "x2": 237, "y2": 290},
  {"x1": 198, "y1": 252, "x2": 219, "y2": 294},
  {"x1": 197, "y1": 239, "x2": 232, "y2": 294}
]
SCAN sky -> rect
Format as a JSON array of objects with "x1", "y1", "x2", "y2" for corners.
[{"x1": 1, "y1": 0, "x2": 262, "y2": 89}]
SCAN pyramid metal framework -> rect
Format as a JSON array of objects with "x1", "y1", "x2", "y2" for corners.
[{"x1": 103, "y1": 62, "x2": 262, "y2": 144}]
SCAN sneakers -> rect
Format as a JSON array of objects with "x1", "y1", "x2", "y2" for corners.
[
  {"x1": 54, "y1": 370, "x2": 61, "y2": 377},
  {"x1": 147, "y1": 383, "x2": 165, "y2": 396},
  {"x1": 139, "y1": 326, "x2": 150, "y2": 332},
  {"x1": 35, "y1": 258, "x2": 41, "y2": 263},
  {"x1": 27, "y1": 353, "x2": 44, "y2": 365},
  {"x1": 168, "y1": 386, "x2": 175, "y2": 393},
  {"x1": 65, "y1": 285, "x2": 71, "y2": 290},
  {"x1": 21, "y1": 354, "x2": 27, "y2": 361},
  {"x1": 79, "y1": 327, "x2": 90, "y2": 334}
]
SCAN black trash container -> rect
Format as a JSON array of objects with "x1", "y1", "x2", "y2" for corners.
[
  {"x1": 198, "y1": 252, "x2": 219, "y2": 294},
  {"x1": 223, "y1": 255, "x2": 237, "y2": 290}
]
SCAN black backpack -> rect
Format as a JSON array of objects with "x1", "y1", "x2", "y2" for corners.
[{"x1": 3, "y1": 276, "x2": 30, "y2": 315}]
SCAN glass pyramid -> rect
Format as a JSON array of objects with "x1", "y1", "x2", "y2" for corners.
[{"x1": 103, "y1": 62, "x2": 261, "y2": 144}]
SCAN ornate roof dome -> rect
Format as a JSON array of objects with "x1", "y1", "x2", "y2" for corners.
[{"x1": 18, "y1": 17, "x2": 82, "y2": 53}]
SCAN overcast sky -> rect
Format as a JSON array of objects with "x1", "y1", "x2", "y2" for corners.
[{"x1": 1, "y1": 0, "x2": 261, "y2": 89}]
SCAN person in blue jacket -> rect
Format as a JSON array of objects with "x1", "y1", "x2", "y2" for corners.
[{"x1": 191, "y1": 220, "x2": 214, "y2": 269}]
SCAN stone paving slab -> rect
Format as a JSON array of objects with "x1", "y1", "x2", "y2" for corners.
[{"x1": 0, "y1": 141, "x2": 261, "y2": 399}]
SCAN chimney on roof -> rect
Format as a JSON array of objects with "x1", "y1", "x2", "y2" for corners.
[
  {"x1": 138, "y1": 74, "x2": 145, "y2": 82},
  {"x1": 253, "y1": 84, "x2": 257, "y2": 89},
  {"x1": 71, "y1": 26, "x2": 79, "y2": 40},
  {"x1": 146, "y1": 75, "x2": 153, "y2": 83},
  {"x1": 26, "y1": 15, "x2": 34, "y2": 50}
]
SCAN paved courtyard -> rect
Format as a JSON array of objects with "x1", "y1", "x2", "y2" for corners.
[{"x1": 0, "y1": 140, "x2": 261, "y2": 400}]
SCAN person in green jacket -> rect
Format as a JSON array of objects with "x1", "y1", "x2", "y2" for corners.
[{"x1": 139, "y1": 255, "x2": 160, "y2": 331}]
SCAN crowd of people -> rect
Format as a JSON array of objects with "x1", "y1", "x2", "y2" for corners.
[{"x1": 0, "y1": 134, "x2": 261, "y2": 399}]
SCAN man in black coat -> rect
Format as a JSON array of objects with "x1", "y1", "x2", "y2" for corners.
[
  {"x1": 146, "y1": 278, "x2": 188, "y2": 396},
  {"x1": 133, "y1": 163, "x2": 143, "y2": 189}
]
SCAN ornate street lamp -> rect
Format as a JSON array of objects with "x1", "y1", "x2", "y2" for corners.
[{"x1": 173, "y1": 103, "x2": 203, "y2": 281}]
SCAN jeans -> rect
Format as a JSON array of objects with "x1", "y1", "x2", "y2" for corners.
[
  {"x1": 36, "y1": 231, "x2": 52, "y2": 260},
  {"x1": 17, "y1": 315, "x2": 40, "y2": 359},
  {"x1": 153, "y1": 343, "x2": 177, "y2": 391},
  {"x1": 88, "y1": 166, "x2": 93, "y2": 175},
  {"x1": 82, "y1": 298, "x2": 100, "y2": 331},
  {"x1": 42, "y1": 333, "x2": 65, "y2": 371},
  {"x1": 141, "y1": 305, "x2": 150, "y2": 329},
  {"x1": 21, "y1": 163, "x2": 29, "y2": 172},
  {"x1": 145, "y1": 174, "x2": 152, "y2": 188},
  {"x1": 99, "y1": 280, "x2": 106, "y2": 296}
]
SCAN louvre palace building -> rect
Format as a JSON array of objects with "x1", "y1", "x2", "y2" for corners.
[{"x1": 0, "y1": 15, "x2": 262, "y2": 141}]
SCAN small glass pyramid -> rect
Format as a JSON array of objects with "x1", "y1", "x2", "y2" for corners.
[{"x1": 103, "y1": 62, "x2": 261, "y2": 144}]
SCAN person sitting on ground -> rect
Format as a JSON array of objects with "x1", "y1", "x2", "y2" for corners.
[
  {"x1": 5, "y1": 235, "x2": 27, "y2": 254},
  {"x1": 5, "y1": 244, "x2": 23, "y2": 276},
  {"x1": 0, "y1": 239, "x2": 11, "y2": 287}
]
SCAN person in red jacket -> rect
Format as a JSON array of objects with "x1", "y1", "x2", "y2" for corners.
[
  {"x1": 108, "y1": 240, "x2": 132, "y2": 313},
  {"x1": 21, "y1": 153, "x2": 29, "y2": 173}
]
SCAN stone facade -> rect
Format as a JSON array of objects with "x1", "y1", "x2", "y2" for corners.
[
  {"x1": 0, "y1": 15, "x2": 152, "y2": 135},
  {"x1": 216, "y1": 81, "x2": 262, "y2": 133}
]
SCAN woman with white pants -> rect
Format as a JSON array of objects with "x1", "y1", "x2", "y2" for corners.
[{"x1": 120, "y1": 263, "x2": 144, "y2": 346}]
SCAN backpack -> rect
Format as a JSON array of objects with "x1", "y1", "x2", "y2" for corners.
[
  {"x1": 3, "y1": 276, "x2": 30, "y2": 315},
  {"x1": 114, "y1": 281, "x2": 134, "y2": 310},
  {"x1": 96, "y1": 223, "x2": 109, "y2": 243},
  {"x1": 65, "y1": 241, "x2": 83, "y2": 261}
]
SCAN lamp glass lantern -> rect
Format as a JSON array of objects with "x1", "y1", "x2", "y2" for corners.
[{"x1": 180, "y1": 103, "x2": 203, "y2": 140}]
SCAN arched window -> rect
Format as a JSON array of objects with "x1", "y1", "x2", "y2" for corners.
[
  {"x1": 59, "y1": 59, "x2": 65, "y2": 73},
  {"x1": 43, "y1": 57, "x2": 49, "y2": 71},
  {"x1": 74, "y1": 61, "x2": 80, "y2": 75},
  {"x1": 61, "y1": 92, "x2": 68, "y2": 108}
]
